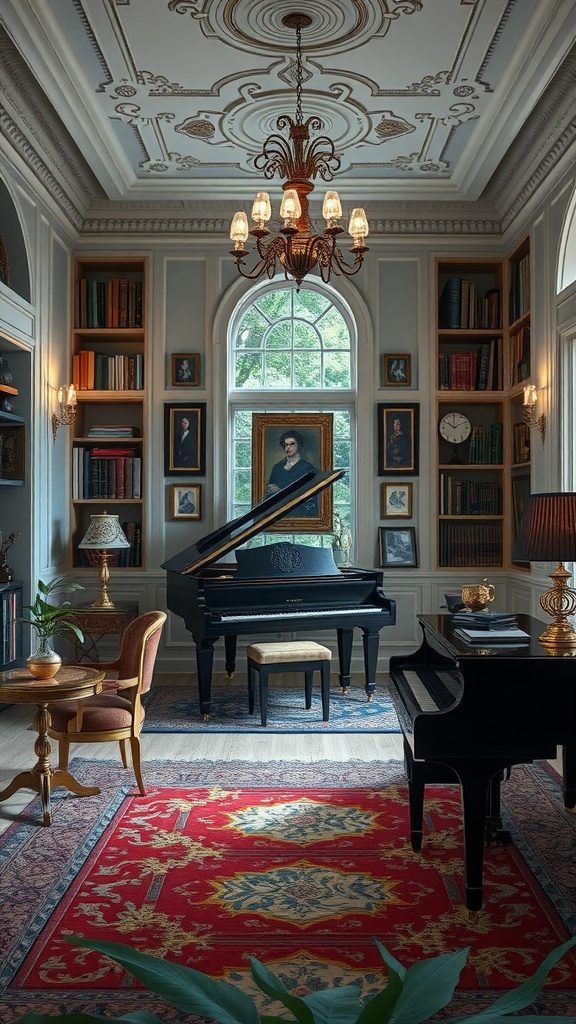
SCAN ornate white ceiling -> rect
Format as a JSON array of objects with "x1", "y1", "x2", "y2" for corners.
[{"x1": 0, "y1": 0, "x2": 575, "y2": 229}]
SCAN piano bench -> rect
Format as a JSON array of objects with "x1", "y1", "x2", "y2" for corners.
[{"x1": 247, "y1": 641, "x2": 332, "y2": 727}]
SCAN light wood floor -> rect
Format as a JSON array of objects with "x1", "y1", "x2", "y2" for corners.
[{"x1": 0, "y1": 672, "x2": 404, "y2": 834}]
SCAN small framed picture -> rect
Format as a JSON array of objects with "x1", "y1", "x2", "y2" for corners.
[
  {"x1": 382, "y1": 354, "x2": 411, "y2": 387},
  {"x1": 171, "y1": 354, "x2": 200, "y2": 386},
  {"x1": 377, "y1": 403, "x2": 419, "y2": 476},
  {"x1": 378, "y1": 526, "x2": 417, "y2": 568},
  {"x1": 382, "y1": 482, "x2": 413, "y2": 518},
  {"x1": 164, "y1": 403, "x2": 206, "y2": 475},
  {"x1": 169, "y1": 483, "x2": 201, "y2": 520}
]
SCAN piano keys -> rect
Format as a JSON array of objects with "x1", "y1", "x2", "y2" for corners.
[
  {"x1": 388, "y1": 613, "x2": 576, "y2": 911},
  {"x1": 162, "y1": 469, "x2": 396, "y2": 716}
]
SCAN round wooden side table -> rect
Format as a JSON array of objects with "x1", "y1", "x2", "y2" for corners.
[{"x1": 0, "y1": 664, "x2": 104, "y2": 825}]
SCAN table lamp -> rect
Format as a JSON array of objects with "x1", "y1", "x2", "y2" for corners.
[
  {"x1": 78, "y1": 512, "x2": 130, "y2": 609},
  {"x1": 513, "y1": 491, "x2": 576, "y2": 649}
]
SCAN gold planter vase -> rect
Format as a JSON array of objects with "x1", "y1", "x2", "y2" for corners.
[{"x1": 26, "y1": 641, "x2": 62, "y2": 679}]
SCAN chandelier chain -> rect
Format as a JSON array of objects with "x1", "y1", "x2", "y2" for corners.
[{"x1": 295, "y1": 23, "x2": 303, "y2": 126}]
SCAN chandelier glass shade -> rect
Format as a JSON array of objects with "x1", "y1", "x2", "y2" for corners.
[{"x1": 230, "y1": 13, "x2": 369, "y2": 288}]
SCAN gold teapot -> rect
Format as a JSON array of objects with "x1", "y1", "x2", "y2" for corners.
[{"x1": 461, "y1": 578, "x2": 495, "y2": 613}]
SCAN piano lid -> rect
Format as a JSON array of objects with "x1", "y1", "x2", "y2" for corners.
[{"x1": 161, "y1": 468, "x2": 346, "y2": 575}]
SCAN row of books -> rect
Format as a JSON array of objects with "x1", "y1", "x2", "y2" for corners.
[
  {"x1": 1, "y1": 586, "x2": 21, "y2": 667},
  {"x1": 86, "y1": 424, "x2": 141, "y2": 439},
  {"x1": 509, "y1": 254, "x2": 530, "y2": 323},
  {"x1": 509, "y1": 325, "x2": 530, "y2": 386},
  {"x1": 512, "y1": 421, "x2": 530, "y2": 463},
  {"x1": 467, "y1": 423, "x2": 503, "y2": 464},
  {"x1": 78, "y1": 522, "x2": 142, "y2": 567},
  {"x1": 438, "y1": 277, "x2": 501, "y2": 330},
  {"x1": 439, "y1": 477, "x2": 499, "y2": 515},
  {"x1": 72, "y1": 447, "x2": 142, "y2": 500},
  {"x1": 438, "y1": 339, "x2": 502, "y2": 390},
  {"x1": 75, "y1": 278, "x2": 143, "y2": 329},
  {"x1": 72, "y1": 350, "x2": 144, "y2": 391},
  {"x1": 439, "y1": 522, "x2": 502, "y2": 567}
]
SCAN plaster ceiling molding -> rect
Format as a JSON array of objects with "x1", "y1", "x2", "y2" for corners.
[
  {"x1": 485, "y1": 46, "x2": 576, "y2": 231},
  {"x1": 0, "y1": 0, "x2": 574, "y2": 232}
]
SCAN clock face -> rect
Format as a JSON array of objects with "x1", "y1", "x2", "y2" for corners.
[{"x1": 439, "y1": 411, "x2": 472, "y2": 444}]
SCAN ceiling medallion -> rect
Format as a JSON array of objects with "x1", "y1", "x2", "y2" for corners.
[{"x1": 229, "y1": 12, "x2": 368, "y2": 289}]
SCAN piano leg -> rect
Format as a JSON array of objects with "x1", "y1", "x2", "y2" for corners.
[
  {"x1": 336, "y1": 628, "x2": 353, "y2": 693},
  {"x1": 224, "y1": 635, "x2": 237, "y2": 678},
  {"x1": 360, "y1": 626, "x2": 381, "y2": 700},
  {"x1": 195, "y1": 640, "x2": 217, "y2": 718},
  {"x1": 562, "y1": 742, "x2": 576, "y2": 808}
]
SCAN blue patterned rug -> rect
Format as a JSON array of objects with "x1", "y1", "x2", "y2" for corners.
[{"x1": 143, "y1": 683, "x2": 400, "y2": 733}]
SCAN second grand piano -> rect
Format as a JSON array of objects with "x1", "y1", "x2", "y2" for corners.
[{"x1": 162, "y1": 469, "x2": 396, "y2": 716}]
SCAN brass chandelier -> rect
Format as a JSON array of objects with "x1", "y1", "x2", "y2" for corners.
[{"x1": 229, "y1": 12, "x2": 369, "y2": 289}]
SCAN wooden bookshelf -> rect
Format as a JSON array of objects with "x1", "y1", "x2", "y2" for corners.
[
  {"x1": 435, "y1": 243, "x2": 531, "y2": 570},
  {"x1": 69, "y1": 257, "x2": 147, "y2": 570}
]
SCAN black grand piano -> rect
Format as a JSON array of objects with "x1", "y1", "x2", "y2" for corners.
[
  {"x1": 389, "y1": 613, "x2": 576, "y2": 911},
  {"x1": 162, "y1": 469, "x2": 396, "y2": 716}
]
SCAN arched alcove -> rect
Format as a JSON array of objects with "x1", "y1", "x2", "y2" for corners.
[{"x1": 0, "y1": 178, "x2": 31, "y2": 302}]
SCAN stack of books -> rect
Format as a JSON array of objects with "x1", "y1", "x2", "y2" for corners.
[{"x1": 451, "y1": 611, "x2": 530, "y2": 645}]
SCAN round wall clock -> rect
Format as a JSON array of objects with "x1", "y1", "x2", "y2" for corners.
[{"x1": 439, "y1": 411, "x2": 471, "y2": 464}]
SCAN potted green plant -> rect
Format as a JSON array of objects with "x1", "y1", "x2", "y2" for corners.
[
  {"x1": 11, "y1": 934, "x2": 576, "y2": 1023},
  {"x1": 18, "y1": 575, "x2": 85, "y2": 678}
]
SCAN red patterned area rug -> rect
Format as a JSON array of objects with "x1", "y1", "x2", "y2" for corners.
[{"x1": 1, "y1": 757, "x2": 575, "y2": 1022}]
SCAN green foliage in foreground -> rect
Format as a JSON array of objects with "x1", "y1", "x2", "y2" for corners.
[
  {"x1": 12, "y1": 935, "x2": 576, "y2": 1024},
  {"x1": 18, "y1": 575, "x2": 84, "y2": 643}
]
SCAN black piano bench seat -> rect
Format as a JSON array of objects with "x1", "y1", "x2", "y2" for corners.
[{"x1": 247, "y1": 640, "x2": 332, "y2": 727}]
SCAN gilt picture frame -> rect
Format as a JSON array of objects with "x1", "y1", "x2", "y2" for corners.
[
  {"x1": 171, "y1": 353, "x2": 200, "y2": 386},
  {"x1": 251, "y1": 412, "x2": 333, "y2": 532},
  {"x1": 381, "y1": 482, "x2": 413, "y2": 518},
  {"x1": 377, "y1": 403, "x2": 419, "y2": 476},
  {"x1": 164, "y1": 403, "x2": 206, "y2": 475},
  {"x1": 382, "y1": 354, "x2": 411, "y2": 387},
  {"x1": 169, "y1": 483, "x2": 201, "y2": 520},
  {"x1": 378, "y1": 526, "x2": 418, "y2": 568}
]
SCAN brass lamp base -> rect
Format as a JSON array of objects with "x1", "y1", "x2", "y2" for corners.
[
  {"x1": 90, "y1": 550, "x2": 117, "y2": 609},
  {"x1": 538, "y1": 563, "x2": 576, "y2": 650}
]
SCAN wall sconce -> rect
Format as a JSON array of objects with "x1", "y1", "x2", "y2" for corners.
[
  {"x1": 523, "y1": 384, "x2": 546, "y2": 447},
  {"x1": 51, "y1": 383, "x2": 77, "y2": 443}
]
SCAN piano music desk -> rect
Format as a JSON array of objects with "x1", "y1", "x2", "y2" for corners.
[{"x1": 389, "y1": 613, "x2": 576, "y2": 912}]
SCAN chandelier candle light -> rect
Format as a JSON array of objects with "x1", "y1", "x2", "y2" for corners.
[
  {"x1": 78, "y1": 513, "x2": 130, "y2": 609},
  {"x1": 230, "y1": 12, "x2": 368, "y2": 288}
]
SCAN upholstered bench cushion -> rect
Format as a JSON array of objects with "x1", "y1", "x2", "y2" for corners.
[{"x1": 247, "y1": 641, "x2": 332, "y2": 665}]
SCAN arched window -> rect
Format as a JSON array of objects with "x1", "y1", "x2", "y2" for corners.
[{"x1": 228, "y1": 281, "x2": 356, "y2": 550}]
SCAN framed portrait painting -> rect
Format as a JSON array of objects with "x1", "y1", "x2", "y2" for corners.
[
  {"x1": 164, "y1": 403, "x2": 206, "y2": 475},
  {"x1": 171, "y1": 353, "x2": 200, "y2": 386},
  {"x1": 251, "y1": 412, "x2": 333, "y2": 532},
  {"x1": 381, "y1": 482, "x2": 413, "y2": 518},
  {"x1": 377, "y1": 403, "x2": 419, "y2": 476},
  {"x1": 378, "y1": 526, "x2": 418, "y2": 568},
  {"x1": 382, "y1": 354, "x2": 411, "y2": 387},
  {"x1": 169, "y1": 483, "x2": 201, "y2": 520}
]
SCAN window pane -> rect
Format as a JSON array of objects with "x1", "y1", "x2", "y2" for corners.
[
  {"x1": 235, "y1": 353, "x2": 263, "y2": 388},
  {"x1": 236, "y1": 308, "x2": 266, "y2": 348},
  {"x1": 318, "y1": 306, "x2": 348, "y2": 347},
  {"x1": 294, "y1": 351, "x2": 321, "y2": 387},
  {"x1": 293, "y1": 320, "x2": 320, "y2": 349},
  {"x1": 324, "y1": 351, "x2": 351, "y2": 388},
  {"x1": 295, "y1": 289, "x2": 330, "y2": 321},
  {"x1": 267, "y1": 322, "x2": 292, "y2": 349},
  {"x1": 234, "y1": 440, "x2": 252, "y2": 467},
  {"x1": 258, "y1": 290, "x2": 291, "y2": 320},
  {"x1": 264, "y1": 351, "x2": 291, "y2": 387}
]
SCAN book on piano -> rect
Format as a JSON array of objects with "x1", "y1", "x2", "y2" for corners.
[
  {"x1": 451, "y1": 612, "x2": 519, "y2": 630},
  {"x1": 454, "y1": 626, "x2": 530, "y2": 644}
]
